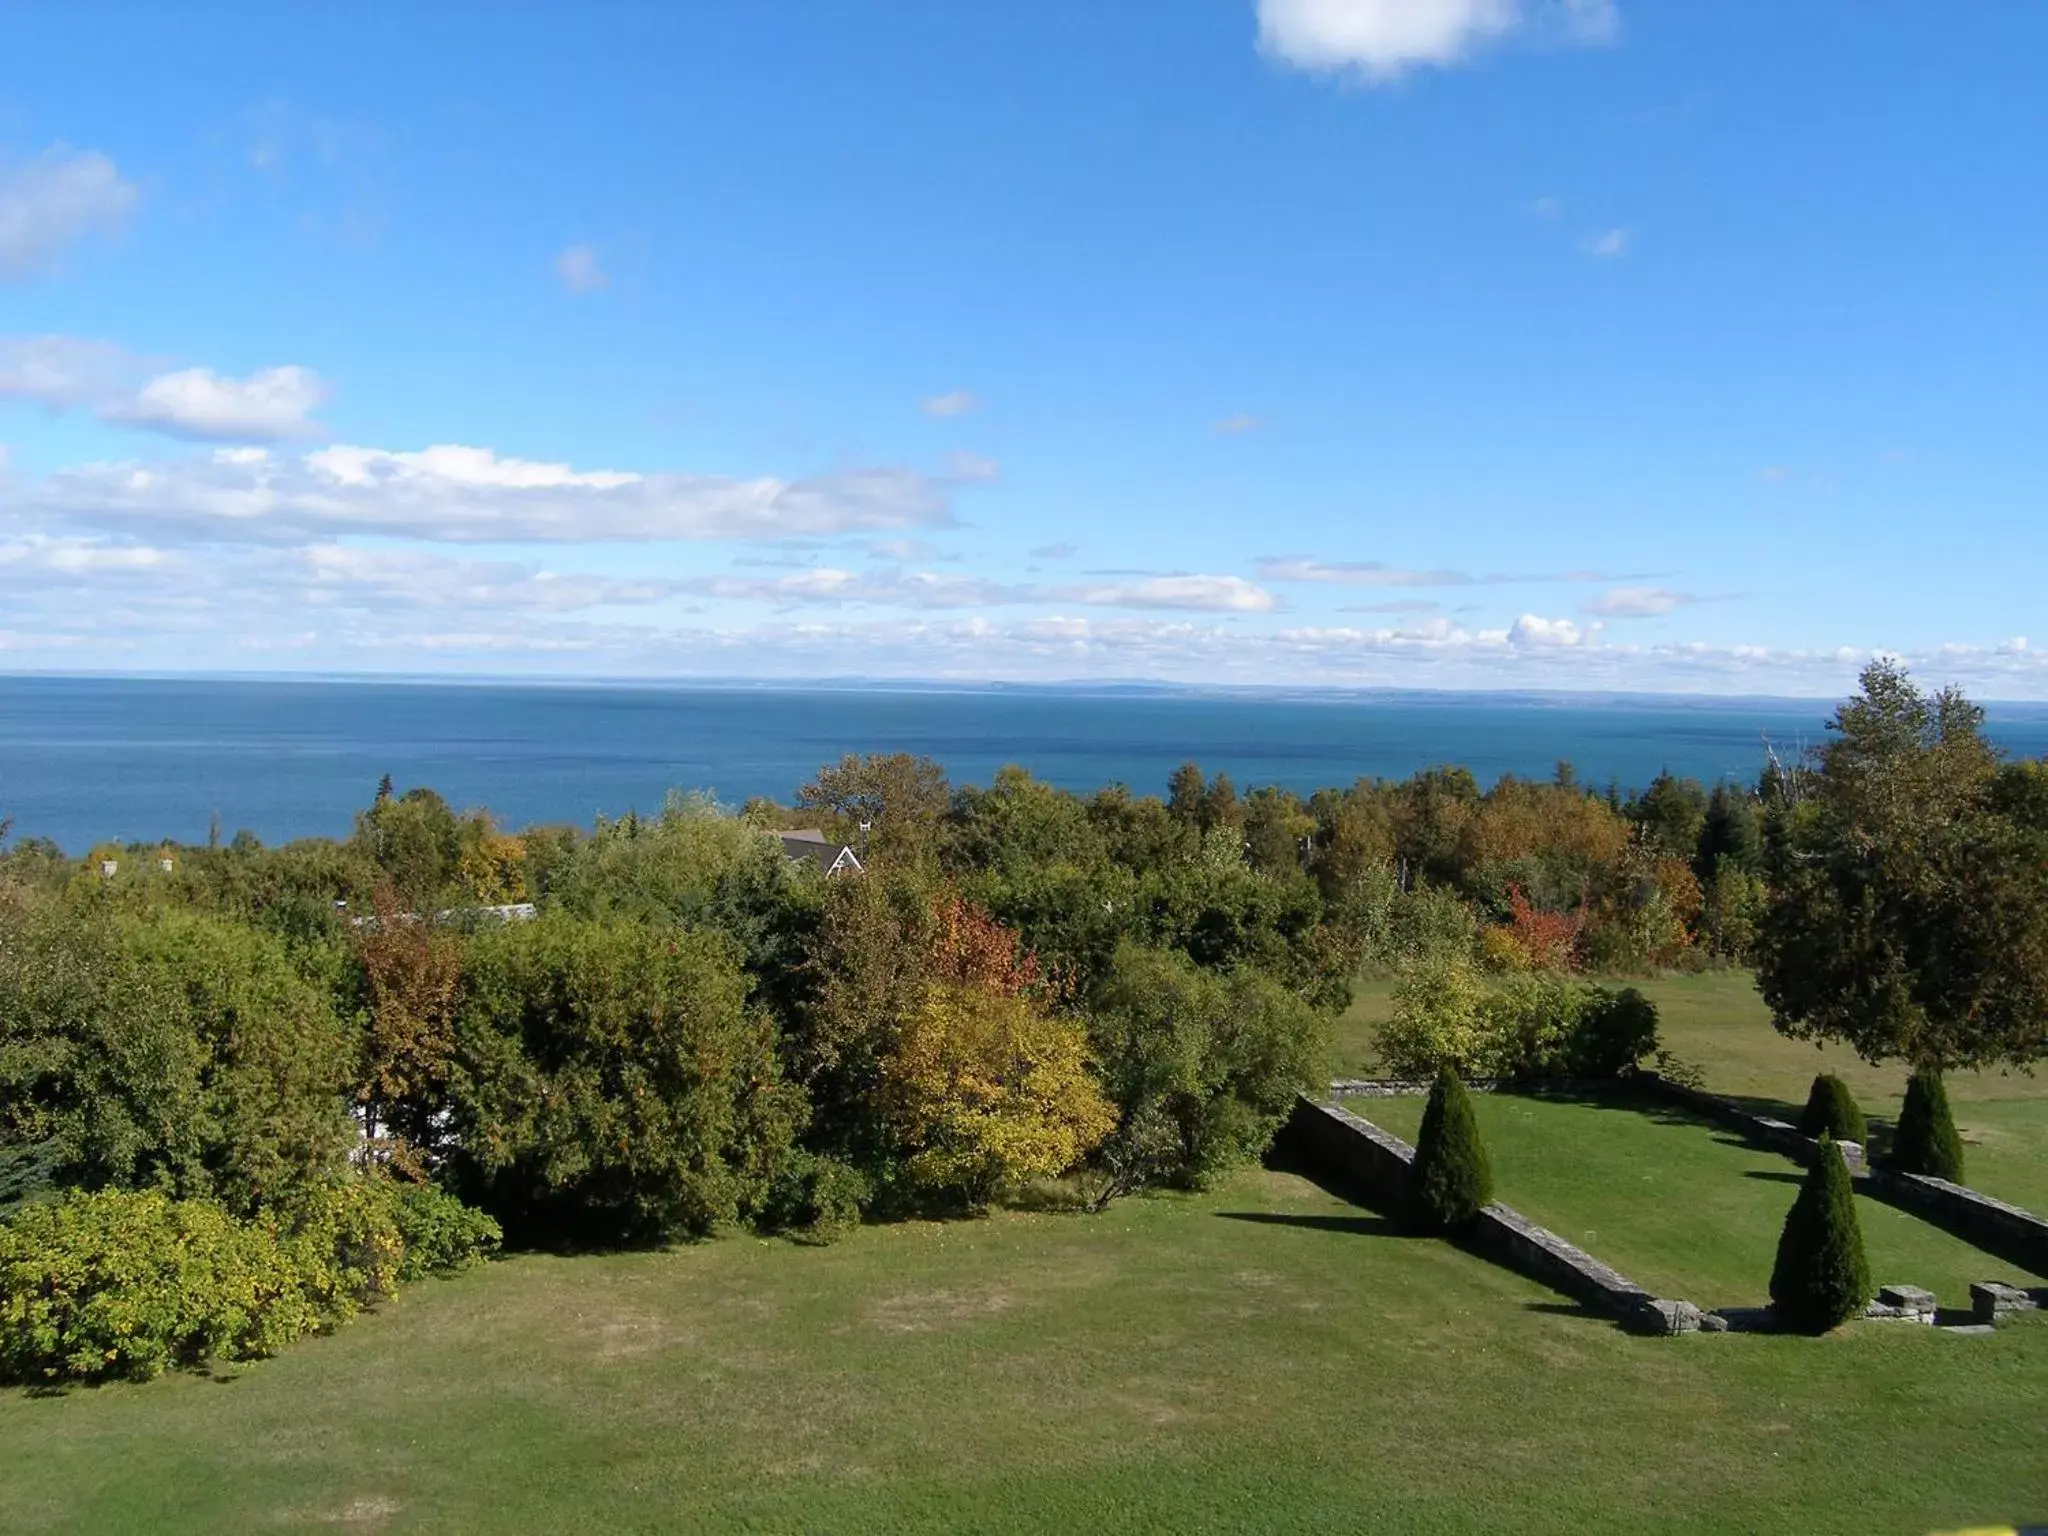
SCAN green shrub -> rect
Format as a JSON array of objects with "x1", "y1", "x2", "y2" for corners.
[
  {"x1": 1563, "y1": 987, "x2": 1659, "y2": 1077},
  {"x1": 451, "y1": 914, "x2": 804, "y2": 1247},
  {"x1": 1889, "y1": 1069, "x2": 1964, "y2": 1181},
  {"x1": 1768, "y1": 1138, "x2": 1872, "y2": 1332},
  {"x1": 389, "y1": 1182, "x2": 502, "y2": 1280},
  {"x1": 0, "y1": 1190, "x2": 316, "y2": 1384},
  {"x1": 1408, "y1": 1067, "x2": 1494, "y2": 1232},
  {"x1": 283, "y1": 1179, "x2": 405, "y2": 1325},
  {"x1": 762, "y1": 1152, "x2": 868, "y2": 1244},
  {"x1": 1378, "y1": 964, "x2": 1658, "y2": 1080},
  {"x1": 1379, "y1": 957, "x2": 1495, "y2": 1078},
  {"x1": 1796, "y1": 1074, "x2": 1868, "y2": 1145},
  {"x1": 0, "y1": 1179, "x2": 501, "y2": 1385},
  {"x1": 1086, "y1": 945, "x2": 1328, "y2": 1201}
]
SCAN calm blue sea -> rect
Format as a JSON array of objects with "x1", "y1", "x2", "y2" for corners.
[{"x1": 4, "y1": 675, "x2": 2047, "y2": 853}]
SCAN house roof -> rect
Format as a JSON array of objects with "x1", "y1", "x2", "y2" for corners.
[{"x1": 778, "y1": 829, "x2": 863, "y2": 873}]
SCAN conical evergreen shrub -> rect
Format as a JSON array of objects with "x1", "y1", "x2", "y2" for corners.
[
  {"x1": 1889, "y1": 1068, "x2": 1965, "y2": 1182},
  {"x1": 1769, "y1": 1136, "x2": 1872, "y2": 1332},
  {"x1": 1409, "y1": 1066, "x2": 1494, "y2": 1232},
  {"x1": 1796, "y1": 1073, "x2": 1867, "y2": 1146}
]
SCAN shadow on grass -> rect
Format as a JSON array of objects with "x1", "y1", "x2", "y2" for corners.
[
  {"x1": 1264, "y1": 1136, "x2": 1407, "y2": 1225},
  {"x1": 1743, "y1": 1169, "x2": 1804, "y2": 1187},
  {"x1": 1215, "y1": 1211, "x2": 1407, "y2": 1237},
  {"x1": 1522, "y1": 1299, "x2": 1608, "y2": 1322},
  {"x1": 1508, "y1": 1082, "x2": 1730, "y2": 1135}
]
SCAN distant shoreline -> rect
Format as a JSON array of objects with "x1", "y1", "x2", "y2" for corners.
[{"x1": 4, "y1": 668, "x2": 2048, "y2": 715}]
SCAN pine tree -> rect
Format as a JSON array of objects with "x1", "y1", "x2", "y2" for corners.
[
  {"x1": 1889, "y1": 1068, "x2": 1965, "y2": 1182},
  {"x1": 1796, "y1": 1073, "x2": 1868, "y2": 1145},
  {"x1": 1769, "y1": 1137, "x2": 1872, "y2": 1332},
  {"x1": 1409, "y1": 1066, "x2": 1494, "y2": 1232}
]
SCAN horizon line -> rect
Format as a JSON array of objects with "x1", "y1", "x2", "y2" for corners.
[{"x1": 3, "y1": 664, "x2": 2047, "y2": 712}]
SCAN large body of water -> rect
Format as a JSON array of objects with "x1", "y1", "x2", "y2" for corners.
[{"x1": 5, "y1": 674, "x2": 2048, "y2": 852}]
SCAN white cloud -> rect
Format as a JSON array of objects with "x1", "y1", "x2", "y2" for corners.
[
  {"x1": 1583, "y1": 226, "x2": 1629, "y2": 259},
  {"x1": 1340, "y1": 599, "x2": 1441, "y2": 614},
  {"x1": 1582, "y1": 585, "x2": 1696, "y2": 618},
  {"x1": 105, "y1": 364, "x2": 329, "y2": 441},
  {"x1": 1260, "y1": 556, "x2": 1474, "y2": 587},
  {"x1": 28, "y1": 442, "x2": 970, "y2": 545},
  {"x1": 1213, "y1": 413, "x2": 1264, "y2": 435},
  {"x1": 1508, "y1": 613, "x2": 1586, "y2": 647},
  {"x1": 944, "y1": 450, "x2": 1001, "y2": 483},
  {"x1": 555, "y1": 244, "x2": 607, "y2": 294},
  {"x1": 0, "y1": 334, "x2": 137, "y2": 404},
  {"x1": 0, "y1": 535, "x2": 177, "y2": 576},
  {"x1": 921, "y1": 390, "x2": 979, "y2": 418},
  {"x1": 1260, "y1": 555, "x2": 1657, "y2": 587},
  {"x1": 684, "y1": 567, "x2": 1274, "y2": 614},
  {"x1": 1060, "y1": 575, "x2": 1274, "y2": 613},
  {"x1": 289, "y1": 545, "x2": 675, "y2": 612},
  {"x1": 0, "y1": 146, "x2": 137, "y2": 280},
  {"x1": 1257, "y1": 0, "x2": 1616, "y2": 81},
  {"x1": 1, "y1": 337, "x2": 328, "y2": 442},
  {"x1": 1, "y1": 539, "x2": 2045, "y2": 699}
]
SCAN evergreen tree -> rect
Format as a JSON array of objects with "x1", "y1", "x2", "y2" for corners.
[
  {"x1": 1408, "y1": 1066, "x2": 1493, "y2": 1232},
  {"x1": 1796, "y1": 1073, "x2": 1867, "y2": 1145},
  {"x1": 1769, "y1": 1137, "x2": 1872, "y2": 1332},
  {"x1": 1165, "y1": 762, "x2": 1208, "y2": 829},
  {"x1": 1693, "y1": 781, "x2": 1761, "y2": 882},
  {"x1": 1888, "y1": 1068, "x2": 1965, "y2": 1182}
]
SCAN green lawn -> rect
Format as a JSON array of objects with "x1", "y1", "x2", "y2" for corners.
[
  {"x1": 1334, "y1": 968, "x2": 2048, "y2": 1213},
  {"x1": 1358, "y1": 1090, "x2": 2044, "y2": 1309},
  {"x1": 5, "y1": 1168, "x2": 2046, "y2": 1535}
]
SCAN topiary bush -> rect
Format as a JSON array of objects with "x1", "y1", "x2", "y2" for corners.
[
  {"x1": 1889, "y1": 1068, "x2": 1965, "y2": 1182},
  {"x1": 1797, "y1": 1074, "x2": 1867, "y2": 1145},
  {"x1": 1408, "y1": 1066, "x2": 1494, "y2": 1232},
  {"x1": 1768, "y1": 1137, "x2": 1872, "y2": 1332}
]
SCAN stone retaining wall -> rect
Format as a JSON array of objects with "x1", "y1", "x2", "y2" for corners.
[
  {"x1": 1626, "y1": 1072, "x2": 2048, "y2": 1274},
  {"x1": 1634, "y1": 1072, "x2": 1865, "y2": 1170},
  {"x1": 1284, "y1": 1096, "x2": 1699, "y2": 1334},
  {"x1": 1860, "y1": 1168, "x2": 2048, "y2": 1275}
]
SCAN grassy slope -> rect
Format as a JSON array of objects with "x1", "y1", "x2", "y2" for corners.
[
  {"x1": 1361, "y1": 1091, "x2": 2043, "y2": 1308},
  {"x1": 1334, "y1": 969, "x2": 2048, "y2": 1212},
  {"x1": 5, "y1": 1168, "x2": 2046, "y2": 1535}
]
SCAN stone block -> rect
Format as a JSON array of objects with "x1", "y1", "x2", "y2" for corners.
[
  {"x1": 1711, "y1": 1306, "x2": 1779, "y2": 1334},
  {"x1": 1971, "y1": 1281, "x2": 2039, "y2": 1322},
  {"x1": 1695, "y1": 1311, "x2": 1730, "y2": 1333},
  {"x1": 1626, "y1": 1298, "x2": 1702, "y2": 1336},
  {"x1": 1875, "y1": 1284, "x2": 1937, "y2": 1319}
]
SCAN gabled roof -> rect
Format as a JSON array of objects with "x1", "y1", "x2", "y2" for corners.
[{"x1": 778, "y1": 828, "x2": 864, "y2": 874}]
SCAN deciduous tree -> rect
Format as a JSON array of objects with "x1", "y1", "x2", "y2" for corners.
[{"x1": 1755, "y1": 662, "x2": 2048, "y2": 1071}]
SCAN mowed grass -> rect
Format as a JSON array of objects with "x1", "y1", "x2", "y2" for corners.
[
  {"x1": 1333, "y1": 968, "x2": 2048, "y2": 1213},
  {"x1": 1358, "y1": 1090, "x2": 2045, "y2": 1309},
  {"x1": 5, "y1": 1168, "x2": 2047, "y2": 1535}
]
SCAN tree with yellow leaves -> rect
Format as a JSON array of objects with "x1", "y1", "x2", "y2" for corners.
[{"x1": 880, "y1": 982, "x2": 1114, "y2": 1210}]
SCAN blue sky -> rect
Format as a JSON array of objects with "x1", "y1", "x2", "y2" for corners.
[{"x1": 3, "y1": 0, "x2": 2046, "y2": 695}]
